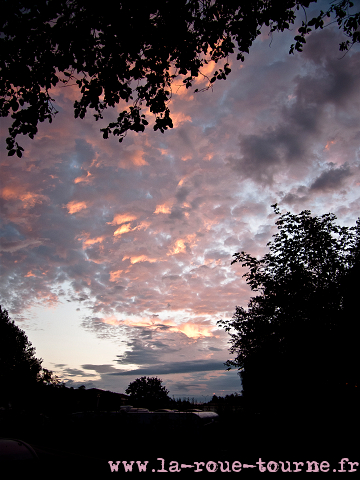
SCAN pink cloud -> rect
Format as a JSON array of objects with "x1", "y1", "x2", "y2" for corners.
[{"x1": 66, "y1": 201, "x2": 88, "y2": 214}]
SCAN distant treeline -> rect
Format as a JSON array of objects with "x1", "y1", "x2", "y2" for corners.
[
  {"x1": 1, "y1": 381, "x2": 246, "y2": 416},
  {"x1": 1, "y1": 384, "x2": 128, "y2": 415}
]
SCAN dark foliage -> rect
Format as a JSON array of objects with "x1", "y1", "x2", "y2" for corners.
[
  {"x1": 210, "y1": 392, "x2": 244, "y2": 405},
  {"x1": 125, "y1": 376, "x2": 171, "y2": 409},
  {"x1": 1, "y1": 1, "x2": 359, "y2": 156},
  {"x1": 218, "y1": 205, "x2": 360, "y2": 415},
  {"x1": 0, "y1": 306, "x2": 43, "y2": 405},
  {"x1": 0, "y1": 306, "x2": 62, "y2": 408}
]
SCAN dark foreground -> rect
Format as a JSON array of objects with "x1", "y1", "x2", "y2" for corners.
[{"x1": 1, "y1": 410, "x2": 358, "y2": 476}]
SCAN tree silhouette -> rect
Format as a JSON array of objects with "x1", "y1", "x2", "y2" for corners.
[
  {"x1": 0, "y1": 306, "x2": 61, "y2": 407},
  {"x1": 125, "y1": 376, "x2": 171, "y2": 410},
  {"x1": 218, "y1": 205, "x2": 360, "y2": 415},
  {"x1": 1, "y1": 1, "x2": 359, "y2": 156},
  {"x1": 37, "y1": 367, "x2": 63, "y2": 387}
]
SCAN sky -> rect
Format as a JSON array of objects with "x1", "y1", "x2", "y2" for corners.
[{"x1": 1, "y1": 2, "x2": 360, "y2": 401}]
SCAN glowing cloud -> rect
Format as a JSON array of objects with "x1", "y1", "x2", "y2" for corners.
[
  {"x1": 119, "y1": 317, "x2": 215, "y2": 339},
  {"x1": 195, "y1": 60, "x2": 216, "y2": 82},
  {"x1": 66, "y1": 201, "x2": 87, "y2": 214},
  {"x1": 122, "y1": 255, "x2": 158, "y2": 264},
  {"x1": 24, "y1": 271, "x2": 36, "y2": 277},
  {"x1": 177, "y1": 177, "x2": 186, "y2": 186},
  {"x1": 114, "y1": 223, "x2": 132, "y2": 236},
  {"x1": 101, "y1": 316, "x2": 121, "y2": 326},
  {"x1": 1, "y1": 186, "x2": 23, "y2": 200},
  {"x1": 107, "y1": 213, "x2": 137, "y2": 226},
  {"x1": 169, "y1": 238, "x2": 186, "y2": 254},
  {"x1": 109, "y1": 270, "x2": 123, "y2": 282},
  {"x1": 119, "y1": 149, "x2": 149, "y2": 169},
  {"x1": 37, "y1": 291, "x2": 59, "y2": 307},
  {"x1": 175, "y1": 322, "x2": 214, "y2": 339},
  {"x1": 170, "y1": 111, "x2": 192, "y2": 127},
  {"x1": 168, "y1": 234, "x2": 197, "y2": 255},
  {"x1": 132, "y1": 221, "x2": 150, "y2": 231},
  {"x1": 324, "y1": 140, "x2": 336, "y2": 151},
  {"x1": 110, "y1": 217, "x2": 149, "y2": 236},
  {"x1": 2, "y1": 186, "x2": 48, "y2": 208},
  {"x1": 154, "y1": 204, "x2": 172, "y2": 214},
  {"x1": 83, "y1": 236, "x2": 104, "y2": 246},
  {"x1": 131, "y1": 154, "x2": 148, "y2": 166},
  {"x1": 77, "y1": 233, "x2": 105, "y2": 250},
  {"x1": 74, "y1": 171, "x2": 92, "y2": 184}
]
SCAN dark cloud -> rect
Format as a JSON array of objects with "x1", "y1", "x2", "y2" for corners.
[
  {"x1": 281, "y1": 190, "x2": 309, "y2": 206},
  {"x1": 64, "y1": 379, "x2": 97, "y2": 388},
  {"x1": 231, "y1": 202, "x2": 267, "y2": 218},
  {"x1": 63, "y1": 367, "x2": 93, "y2": 376},
  {"x1": 190, "y1": 196, "x2": 206, "y2": 210},
  {"x1": 168, "y1": 207, "x2": 186, "y2": 220},
  {"x1": 81, "y1": 364, "x2": 120, "y2": 374},
  {"x1": 169, "y1": 381, "x2": 199, "y2": 393},
  {"x1": 175, "y1": 186, "x2": 190, "y2": 202},
  {"x1": 204, "y1": 250, "x2": 230, "y2": 260},
  {"x1": 226, "y1": 123, "x2": 310, "y2": 185},
  {"x1": 254, "y1": 224, "x2": 272, "y2": 244},
  {"x1": 110, "y1": 360, "x2": 228, "y2": 376},
  {"x1": 302, "y1": 28, "x2": 360, "y2": 109},
  {"x1": 224, "y1": 236, "x2": 240, "y2": 247},
  {"x1": 116, "y1": 337, "x2": 180, "y2": 366},
  {"x1": 74, "y1": 138, "x2": 96, "y2": 167},
  {"x1": 162, "y1": 274, "x2": 181, "y2": 281},
  {"x1": 224, "y1": 27, "x2": 360, "y2": 187},
  {"x1": 309, "y1": 164, "x2": 353, "y2": 192}
]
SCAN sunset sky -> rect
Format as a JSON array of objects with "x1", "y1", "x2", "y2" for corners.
[{"x1": 1, "y1": 1, "x2": 360, "y2": 401}]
